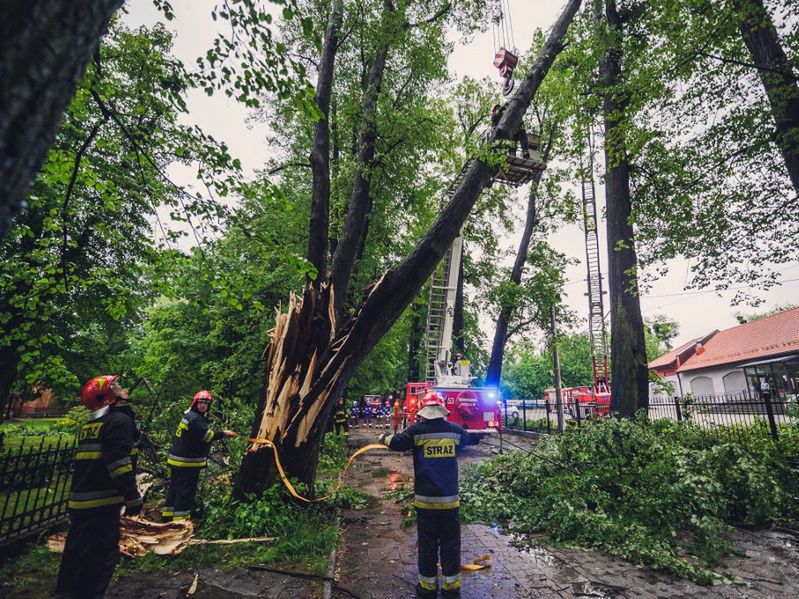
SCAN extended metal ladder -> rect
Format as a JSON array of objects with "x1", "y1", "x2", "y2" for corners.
[
  {"x1": 421, "y1": 134, "x2": 548, "y2": 383},
  {"x1": 581, "y1": 172, "x2": 609, "y2": 390}
]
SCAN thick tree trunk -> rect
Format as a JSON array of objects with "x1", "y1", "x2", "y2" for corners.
[
  {"x1": 407, "y1": 300, "x2": 424, "y2": 382},
  {"x1": 0, "y1": 0, "x2": 122, "y2": 239},
  {"x1": 600, "y1": 0, "x2": 648, "y2": 417},
  {"x1": 234, "y1": 0, "x2": 583, "y2": 498},
  {"x1": 330, "y1": 2, "x2": 395, "y2": 323},
  {"x1": 0, "y1": 344, "x2": 20, "y2": 420},
  {"x1": 307, "y1": 0, "x2": 344, "y2": 281},
  {"x1": 485, "y1": 153, "x2": 549, "y2": 387},
  {"x1": 733, "y1": 0, "x2": 799, "y2": 198}
]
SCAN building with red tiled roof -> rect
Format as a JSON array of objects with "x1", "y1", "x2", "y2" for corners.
[{"x1": 649, "y1": 307, "x2": 799, "y2": 398}]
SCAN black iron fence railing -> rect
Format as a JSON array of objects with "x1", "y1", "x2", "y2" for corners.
[
  {"x1": 0, "y1": 435, "x2": 75, "y2": 546},
  {"x1": 501, "y1": 393, "x2": 798, "y2": 446},
  {"x1": 648, "y1": 394, "x2": 797, "y2": 444}
]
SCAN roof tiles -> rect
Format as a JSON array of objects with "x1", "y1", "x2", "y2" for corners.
[{"x1": 676, "y1": 306, "x2": 799, "y2": 372}]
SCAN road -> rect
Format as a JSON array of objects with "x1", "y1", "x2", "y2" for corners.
[{"x1": 334, "y1": 427, "x2": 799, "y2": 598}]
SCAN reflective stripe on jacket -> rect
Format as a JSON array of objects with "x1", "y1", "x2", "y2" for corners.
[
  {"x1": 383, "y1": 418, "x2": 466, "y2": 509},
  {"x1": 168, "y1": 408, "x2": 221, "y2": 469},
  {"x1": 68, "y1": 406, "x2": 142, "y2": 511}
]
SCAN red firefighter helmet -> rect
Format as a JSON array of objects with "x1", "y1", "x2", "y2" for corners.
[
  {"x1": 190, "y1": 390, "x2": 213, "y2": 409},
  {"x1": 79, "y1": 375, "x2": 121, "y2": 411},
  {"x1": 417, "y1": 390, "x2": 449, "y2": 420}
]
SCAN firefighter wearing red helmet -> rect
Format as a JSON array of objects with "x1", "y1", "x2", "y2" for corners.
[
  {"x1": 162, "y1": 390, "x2": 234, "y2": 521},
  {"x1": 380, "y1": 390, "x2": 469, "y2": 599},
  {"x1": 55, "y1": 375, "x2": 142, "y2": 599}
]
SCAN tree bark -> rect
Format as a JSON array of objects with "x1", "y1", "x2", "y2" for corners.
[
  {"x1": 733, "y1": 0, "x2": 799, "y2": 198},
  {"x1": 600, "y1": 0, "x2": 648, "y2": 417},
  {"x1": 0, "y1": 0, "x2": 122, "y2": 239},
  {"x1": 307, "y1": 0, "x2": 344, "y2": 282},
  {"x1": 407, "y1": 299, "x2": 424, "y2": 382},
  {"x1": 485, "y1": 144, "x2": 550, "y2": 386},
  {"x1": 329, "y1": 1, "x2": 395, "y2": 323},
  {"x1": 234, "y1": 0, "x2": 583, "y2": 498}
]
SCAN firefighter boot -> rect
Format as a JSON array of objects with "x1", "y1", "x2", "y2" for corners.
[{"x1": 415, "y1": 582, "x2": 438, "y2": 599}]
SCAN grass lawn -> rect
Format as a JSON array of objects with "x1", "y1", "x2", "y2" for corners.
[{"x1": 1, "y1": 418, "x2": 76, "y2": 451}]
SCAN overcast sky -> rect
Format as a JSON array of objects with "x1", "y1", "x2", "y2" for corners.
[{"x1": 123, "y1": 0, "x2": 799, "y2": 352}]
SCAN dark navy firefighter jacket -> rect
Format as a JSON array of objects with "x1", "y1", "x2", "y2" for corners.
[
  {"x1": 383, "y1": 417, "x2": 467, "y2": 510},
  {"x1": 69, "y1": 406, "x2": 142, "y2": 513},
  {"x1": 168, "y1": 408, "x2": 223, "y2": 469}
]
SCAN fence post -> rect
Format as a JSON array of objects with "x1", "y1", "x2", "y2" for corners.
[
  {"x1": 763, "y1": 394, "x2": 779, "y2": 441},
  {"x1": 522, "y1": 399, "x2": 527, "y2": 431},
  {"x1": 545, "y1": 399, "x2": 551, "y2": 434},
  {"x1": 674, "y1": 397, "x2": 683, "y2": 422},
  {"x1": 573, "y1": 399, "x2": 582, "y2": 427}
]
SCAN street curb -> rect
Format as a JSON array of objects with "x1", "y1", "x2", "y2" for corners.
[
  {"x1": 322, "y1": 509, "x2": 341, "y2": 599},
  {"x1": 503, "y1": 428, "x2": 547, "y2": 440}
]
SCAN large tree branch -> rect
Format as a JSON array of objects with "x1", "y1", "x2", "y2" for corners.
[
  {"x1": 301, "y1": 0, "x2": 584, "y2": 423},
  {"x1": 307, "y1": 0, "x2": 344, "y2": 282},
  {"x1": 329, "y1": 0, "x2": 395, "y2": 322},
  {"x1": 0, "y1": 0, "x2": 123, "y2": 239},
  {"x1": 61, "y1": 117, "x2": 106, "y2": 290}
]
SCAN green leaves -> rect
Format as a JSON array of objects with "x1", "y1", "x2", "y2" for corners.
[{"x1": 461, "y1": 416, "x2": 799, "y2": 583}]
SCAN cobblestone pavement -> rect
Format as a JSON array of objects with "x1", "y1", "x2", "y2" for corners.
[{"x1": 334, "y1": 427, "x2": 799, "y2": 599}]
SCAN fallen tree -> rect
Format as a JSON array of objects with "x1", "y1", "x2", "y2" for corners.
[{"x1": 234, "y1": 0, "x2": 585, "y2": 498}]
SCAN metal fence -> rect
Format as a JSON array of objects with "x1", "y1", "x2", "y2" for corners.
[
  {"x1": 502, "y1": 393, "x2": 798, "y2": 446},
  {"x1": 0, "y1": 435, "x2": 75, "y2": 546},
  {"x1": 648, "y1": 393, "x2": 797, "y2": 445}
]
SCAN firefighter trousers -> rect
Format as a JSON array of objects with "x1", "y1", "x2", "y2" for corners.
[
  {"x1": 54, "y1": 508, "x2": 121, "y2": 598},
  {"x1": 416, "y1": 507, "x2": 461, "y2": 598},
  {"x1": 164, "y1": 467, "x2": 201, "y2": 520}
]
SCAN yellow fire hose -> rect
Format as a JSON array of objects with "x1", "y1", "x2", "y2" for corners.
[
  {"x1": 232, "y1": 433, "x2": 491, "y2": 572},
  {"x1": 233, "y1": 432, "x2": 385, "y2": 503}
]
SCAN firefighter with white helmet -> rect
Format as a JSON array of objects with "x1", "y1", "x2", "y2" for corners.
[
  {"x1": 162, "y1": 390, "x2": 234, "y2": 521},
  {"x1": 380, "y1": 390, "x2": 468, "y2": 598},
  {"x1": 55, "y1": 375, "x2": 142, "y2": 598}
]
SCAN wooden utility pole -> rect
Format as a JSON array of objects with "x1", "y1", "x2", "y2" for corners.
[{"x1": 550, "y1": 305, "x2": 565, "y2": 432}]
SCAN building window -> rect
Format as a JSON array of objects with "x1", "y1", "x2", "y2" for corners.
[
  {"x1": 689, "y1": 376, "x2": 715, "y2": 397},
  {"x1": 722, "y1": 371, "x2": 746, "y2": 397}
]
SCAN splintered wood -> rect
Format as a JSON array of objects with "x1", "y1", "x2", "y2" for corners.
[
  {"x1": 252, "y1": 283, "x2": 338, "y2": 449},
  {"x1": 48, "y1": 518, "x2": 194, "y2": 557},
  {"x1": 47, "y1": 517, "x2": 276, "y2": 557}
]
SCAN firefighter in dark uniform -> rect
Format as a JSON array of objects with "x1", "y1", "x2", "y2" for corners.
[
  {"x1": 162, "y1": 390, "x2": 234, "y2": 521},
  {"x1": 55, "y1": 375, "x2": 142, "y2": 599},
  {"x1": 380, "y1": 390, "x2": 468, "y2": 599},
  {"x1": 333, "y1": 397, "x2": 348, "y2": 435}
]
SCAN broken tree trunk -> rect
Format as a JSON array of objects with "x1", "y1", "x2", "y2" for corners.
[
  {"x1": 0, "y1": 0, "x2": 122, "y2": 239},
  {"x1": 234, "y1": 0, "x2": 584, "y2": 499}
]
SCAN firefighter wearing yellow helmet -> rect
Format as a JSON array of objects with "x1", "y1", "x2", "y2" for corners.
[{"x1": 162, "y1": 390, "x2": 234, "y2": 521}]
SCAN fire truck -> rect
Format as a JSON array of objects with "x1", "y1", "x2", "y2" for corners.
[
  {"x1": 402, "y1": 231, "x2": 504, "y2": 441},
  {"x1": 401, "y1": 133, "x2": 546, "y2": 438}
]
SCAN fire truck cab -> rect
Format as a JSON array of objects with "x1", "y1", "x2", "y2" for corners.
[{"x1": 403, "y1": 382, "x2": 501, "y2": 442}]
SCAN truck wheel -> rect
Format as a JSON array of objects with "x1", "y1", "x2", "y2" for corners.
[{"x1": 468, "y1": 433, "x2": 481, "y2": 445}]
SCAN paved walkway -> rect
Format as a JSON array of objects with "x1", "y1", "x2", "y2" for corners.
[{"x1": 334, "y1": 428, "x2": 799, "y2": 599}]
